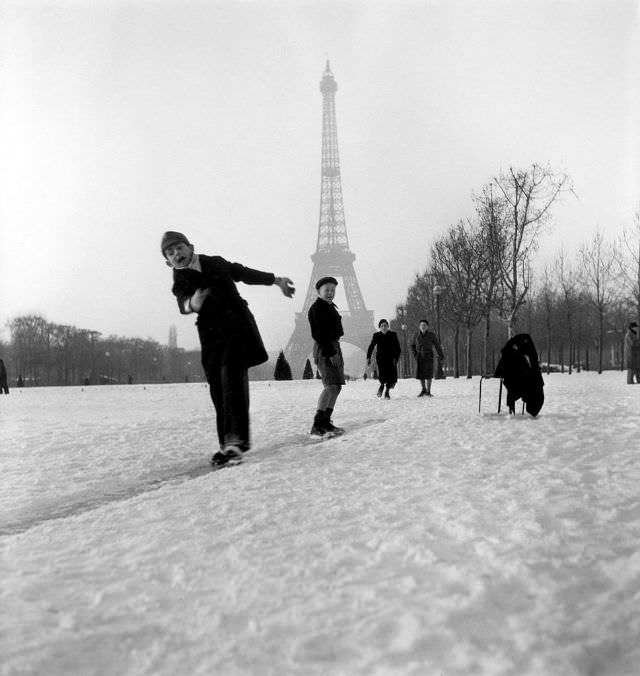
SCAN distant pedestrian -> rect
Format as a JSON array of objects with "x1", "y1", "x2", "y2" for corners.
[
  {"x1": 308, "y1": 276, "x2": 345, "y2": 436},
  {"x1": 410, "y1": 319, "x2": 444, "y2": 397},
  {"x1": 366, "y1": 319, "x2": 401, "y2": 399},
  {"x1": 162, "y1": 231, "x2": 295, "y2": 466},
  {"x1": 624, "y1": 321, "x2": 640, "y2": 384},
  {"x1": 0, "y1": 359, "x2": 9, "y2": 394}
]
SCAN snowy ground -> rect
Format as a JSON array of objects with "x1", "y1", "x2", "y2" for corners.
[{"x1": 1, "y1": 372, "x2": 639, "y2": 676}]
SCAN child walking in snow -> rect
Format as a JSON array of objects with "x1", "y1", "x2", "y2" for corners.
[
  {"x1": 308, "y1": 276, "x2": 345, "y2": 436},
  {"x1": 162, "y1": 231, "x2": 295, "y2": 466},
  {"x1": 366, "y1": 319, "x2": 401, "y2": 399}
]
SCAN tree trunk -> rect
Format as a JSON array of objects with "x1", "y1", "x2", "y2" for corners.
[
  {"x1": 466, "y1": 326, "x2": 472, "y2": 379},
  {"x1": 453, "y1": 325, "x2": 460, "y2": 378},
  {"x1": 483, "y1": 310, "x2": 491, "y2": 375},
  {"x1": 598, "y1": 310, "x2": 604, "y2": 374}
]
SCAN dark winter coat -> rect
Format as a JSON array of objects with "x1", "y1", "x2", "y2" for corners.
[
  {"x1": 366, "y1": 331, "x2": 401, "y2": 385},
  {"x1": 623, "y1": 328, "x2": 640, "y2": 370},
  {"x1": 494, "y1": 333, "x2": 544, "y2": 416},
  {"x1": 410, "y1": 330, "x2": 444, "y2": 380},
  {"x1": 308, "y1": 298, "x2": 344, "y2": 359},
  {"x1": 308, "y1": 297, "x2": 345, "y2": 385},
  {"x1": 171, "y1": 254, "x2": 272, "y2": 368}
]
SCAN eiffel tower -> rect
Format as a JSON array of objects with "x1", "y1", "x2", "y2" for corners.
[{"x1": 285, "y1": 61, "x2": 374, "y2": 377}]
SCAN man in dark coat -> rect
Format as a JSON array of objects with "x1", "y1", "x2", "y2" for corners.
[
  {"x1": 0, "y1": 359, "x2": 9, "y2": 394},
  {"x1": 366, "y1": 319, "x2": 401, "y2": 399},
  {"x1": 623, "y1": 321, "x2": 640, "y2": 384},
  {"x1": 162, "y1": 231, "x2": 295, "y2": 465},
  {"x1": 494, "y1": 333, "x2": 544, "y2": 416},
  {"x1": 410, "y1": 319, "x2": 444, "y2": 397},
  {"x1": 308, "y1": 276, "x2": 345, "y2": 436}
]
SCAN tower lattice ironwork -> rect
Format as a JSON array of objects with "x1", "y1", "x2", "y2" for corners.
[{"x1": 285, "y1": 61, "x2": 374, "y2": 377}]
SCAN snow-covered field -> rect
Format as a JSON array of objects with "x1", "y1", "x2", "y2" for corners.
[{"x1": 1, "y1": 373, "x2": 639, "y2": 676}]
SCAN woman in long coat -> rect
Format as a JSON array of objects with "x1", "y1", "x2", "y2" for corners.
[
  {"x1": 366, "y1": 319, "x2": 401, "y2": 399},
  {"x1": 410, "y1": 319, "x2": 444, "y2": 397}
]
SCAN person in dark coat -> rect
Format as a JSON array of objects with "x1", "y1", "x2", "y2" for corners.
[
  {"x1": 623, "y1": 321, "x2": 640, "y2": 384},
  {"x1": 410, "y1": 319, "x2": 444, "y2": 397},
  {"x1": 308, "y1": 276, "x2": 345, "y2": 436},
  {"x1": 494, "y1": 333, "x2": 544, "y2": 416},
  {"x1": 162, "y1": 231, "x2": 295, "y2": 466},
  {"x1": 366, "y1": 319, "x2": 401, "y2": 399},
  {"x1": 0, "y1": 359, "x2": 9, "y2": 394}
]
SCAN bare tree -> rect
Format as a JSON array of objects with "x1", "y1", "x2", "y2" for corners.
[
  {"x1": 617, "y1": 208, "x2": 640, "y2": 322},
  {"x1": 553, "y1": 247, "x2": 579, "y2": 374},
  {"x1": 431, "y1": 221, "x2": 485, "y2": 378},
  {"x1": 473, "y1": 184, "x2": 507, "y2": 373},
  {"x1": 492, "y1": 163, "x2": 574, "y2": 336},
  {"x1": 578, "y1": 229, "x2": 619, "y2": 373}
]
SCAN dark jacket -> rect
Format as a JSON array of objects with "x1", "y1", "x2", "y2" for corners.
[
  {"x1": 367, "y1": 331, "x2": 401, "y2": 385},
  {"x1": 410, "y1": 330, "x2": 443, "y2": 379},
  {"x1": 308, "y1": 298, "x2": 344, "y2": 359},
  {"x1": 494, "y1": 333, "x2": 544, "y2": 416},
  {"x1": 171, "y1": 255, "x2": 273, "y2": 367},
  {"x1": 367, "y1": 331, "x2": 401, "y2": 363},
  {"x1": 624, "y1": 328, "x2": 640, "y2": 369}
]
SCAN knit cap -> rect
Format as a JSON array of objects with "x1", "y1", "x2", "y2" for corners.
[{"x1": 161, "y1": 231, "x2": 191, "y2": 256}]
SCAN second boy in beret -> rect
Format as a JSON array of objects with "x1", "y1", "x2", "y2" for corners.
[{"x1": 308, "y1": 276, "x2": 345, "y2": 436}]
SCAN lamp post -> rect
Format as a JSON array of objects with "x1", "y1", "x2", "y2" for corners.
[
  {"x1": 433, "y1": 285, "x2": 445, "y2": 379},
  {"x1": 397, "y1": 304, "x2": 408, "y2": 378},
  {"x1": 401, "y1": 323, "x2": 408, "y2": 377}
]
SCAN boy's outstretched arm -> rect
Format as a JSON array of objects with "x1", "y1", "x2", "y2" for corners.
[{"x1": 274, "y1": 276, "x2": 295, "y2": 298}]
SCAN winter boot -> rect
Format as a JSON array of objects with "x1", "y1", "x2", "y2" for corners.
[
  {"x1": 384, "y1": 387, "x2": 391, "y2": 399},
  {"x1": 376, "y1": 384, "x2": 384, "y2": 398},
  {"x1": 310, "y1": 410, "x2": 328, "y2": 436},
  {"x1": 324, "y1": 408, "x2": 344, "y2": 435},
  {"x1": 210, "y1": 445, "x2": 243, "y2": 467}
]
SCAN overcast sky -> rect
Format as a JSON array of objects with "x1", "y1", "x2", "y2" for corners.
[{"x1": 1, "y1": 0, "x2": 638, "y2": 352}]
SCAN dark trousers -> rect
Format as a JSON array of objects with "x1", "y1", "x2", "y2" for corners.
[{"x1": 199, "y1": 329, "x2": 250, "y2": 451}]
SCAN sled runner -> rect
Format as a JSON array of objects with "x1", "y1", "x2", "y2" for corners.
[{"x1": 479, "y1": 333, "x2": 544, "y2": 416}]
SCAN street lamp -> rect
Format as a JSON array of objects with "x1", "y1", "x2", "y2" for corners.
[
  {"x1": 433, "y1": 285, "x2": 445, "y2": 379},
  {"x1": 401, "y1": 323, "x2": 408, "y2": 377},
  {"x1": 397, "y1": 304, "x2": 409, "y2": 378}
]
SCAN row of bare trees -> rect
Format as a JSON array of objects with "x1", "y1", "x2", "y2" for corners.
[
  {"x1": 0, "y1": 315, "x2": 203, "y2": 386},
  {"x1": 393, "y1": 163, "x2": 639, "y2": 377}
]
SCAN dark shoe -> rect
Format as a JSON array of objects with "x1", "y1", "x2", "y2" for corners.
[
  {"x1": 425, "y1": 392, "x2": 433, "y2": 397},
  {"x1": 376, "y1": 385, "x2": 384, "y2": 398},
  {"x1": 324, "y1": 408, "x2": 344, "y2": 435},
  {"x1": 384, "y1": 388, "x2": 391, "y2": 399},
  {"x1": 418, "y1": 390, "x2": 427, "y2": 397},
  {"x1": 210, "y1": 445, "x2": 243, "y2": 467},
  {"x1": 310, "y1": 411, "x2": 328, "y2": 436},
  {"x1": 325, "y1": 420, "x2": 345, "y2": 435}
]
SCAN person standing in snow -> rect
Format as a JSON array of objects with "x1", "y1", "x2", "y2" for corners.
[
  {"x1": 410, "y1": 319, "x2": 444, "y2": 397},
  {"x1": 162, "y1": 231, "x2": 295, "y2": 466},
  {"x1": 366, "y1": 319, "x2": 401, "y2": 399},
  {"x1": 0, "y1": 359, "x2": 9, "y2": 394},
  {"x1": 623, "y1": 321, "x2": 640, "y2": 384},
  {"x1": 308, "y1": 276, "x2": 345, "y2": 436}
]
